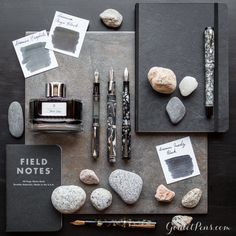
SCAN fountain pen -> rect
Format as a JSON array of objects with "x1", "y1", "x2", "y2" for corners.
[
  {"x1": 107, "y1": 68, "x2": 117, "y2": 163},
  {"x1": 91, "y1": 70, "x2": 100, "y2": 159},
  {"x1": 204, "y1": 27, "x2": 215, "y2": 118},
  {"x1": 122, "y1": 68, "x2": 131, "y2": 160}
]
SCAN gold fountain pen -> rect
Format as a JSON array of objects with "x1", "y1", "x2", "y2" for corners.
[{"x1": 70, "y1": 219, "x2": 157, "y2": 229}]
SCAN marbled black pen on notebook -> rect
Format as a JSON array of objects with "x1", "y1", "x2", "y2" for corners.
[
  {"x1": 204, "y1": 27, "x2": 215, "y2": 118},
  {"x1": 107, "y1": 68, "x2": 117, "y2": 163},
  {"x1": 122, "y1": 68, "x2": 131, "y2": 160}
]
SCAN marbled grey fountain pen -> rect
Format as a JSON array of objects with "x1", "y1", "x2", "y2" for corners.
[
  {"x1": 122, "y1": 68, "x2": 131, "y2": 160},
  {"x1": 204, "y1": 27, "x2": 215, "y2": 118},
  {"x1": 107, "y1": 68, "x2": 116, "y2": 163}
]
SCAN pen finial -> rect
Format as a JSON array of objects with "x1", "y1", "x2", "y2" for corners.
[
  {"x1": 124, "y1": 67, "x2": 129, "y2": 81},
  {"x1": 94, "y1": 70, "x2": 99, "y2": 83}
]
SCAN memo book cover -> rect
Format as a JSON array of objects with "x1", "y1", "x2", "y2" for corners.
[{"x1": 6, "y1": 144, "x2": 62, "y2": 232}]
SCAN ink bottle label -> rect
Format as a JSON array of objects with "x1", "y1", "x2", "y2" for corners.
[{"x1": 41, "y1": 102, "x2": 67, "y2": 116}]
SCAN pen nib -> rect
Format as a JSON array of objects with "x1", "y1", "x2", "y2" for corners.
[
  {"x1": 94, "y1": 70, "x2": 99, "y2": 83},
  {"x1": 124, "y1": 67, "x2": 129, "y2": 81}
]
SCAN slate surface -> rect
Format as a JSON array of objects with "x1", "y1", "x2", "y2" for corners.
[
  {"x1": 25, "y1": 32, "x2": 207, "y2": 214},
  {"x1": 135, "y1": 3, "x2": 229, "y2": 133}
]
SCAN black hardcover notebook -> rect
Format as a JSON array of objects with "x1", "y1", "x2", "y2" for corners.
[
  {"x1": 6, "y1": 145, "x2": 62, "y2": 232},
  {"x1": 135, "y1": 3, "x2": 228, "y2": 133}
]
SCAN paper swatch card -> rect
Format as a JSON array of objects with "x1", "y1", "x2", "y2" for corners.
[
  {"x1": 12, "y1": 30, "x2": 58, "y2": 78},
  {"x1": 156, "y1": 137, "x2": 200, "y2": 184},
  {"x1": 46, "y1": 11, "x2": 89, "y2": 58}
]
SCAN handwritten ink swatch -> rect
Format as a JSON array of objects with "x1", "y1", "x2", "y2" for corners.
[{"x1": 156, "y1": 137, "x2": 200, "y2": 184}]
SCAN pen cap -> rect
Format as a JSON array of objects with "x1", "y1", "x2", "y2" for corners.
[{"x1": 46, "y1": 82, "x2": 66, "y2": 98}]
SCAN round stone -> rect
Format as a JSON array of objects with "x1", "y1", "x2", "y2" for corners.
[
  {"x1": 181, "y1": 188, "x2": 202, "y2": 208},
  {"x1": 147, "y1": 67, "x2": 177, "y2": 94},
  {"x1": 90, "y1": 188, "x2": 112, "y2": 211},
  {"x1": 8, "y1": 101, "x2": 24, "y2": 138},
  {"x1": 51, "y1": 185, "x2": 86, "y2": 214},
  {"x1": 109, "y1": 169, "x2": 143, "y2": 204},
  {"x1": 100, "y1": 9, "x2": 123, "y2": 28},
  {"x1": 179, "y1": 76, "x2": 198, "y2": 96},
  {"x1": 79, "y1": 169, "x2": 99, "y2": 185}
]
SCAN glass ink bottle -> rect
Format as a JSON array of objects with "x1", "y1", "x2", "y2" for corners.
[{"x1": 29, "y1": 82, "x2": 83, "y2": 132}]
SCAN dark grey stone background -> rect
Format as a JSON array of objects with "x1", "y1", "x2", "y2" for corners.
[{"x1": 25, "y1": 32, "x2": 207, "y2": 214}]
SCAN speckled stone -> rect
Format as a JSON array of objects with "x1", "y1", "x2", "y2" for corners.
[
  {"x1": 171, "y1": 215, "x2": 193, "y2": 231},
  {"x1": 181, "y1": 188, "x2": 202, "y2": 208},
  {"x1": 79, "y1": 169, "x2": 99, "y2": 185},
  {"x1": 155, "y1": 184, "x2": 175, "y2": 202},
  {"x1": 51, "y1": 185, "x2": 86, "y2": 214},
  {"x1": 90, "y1": 188, "x2": 112, "y2": 211},
  {"x1": 8, "y1": 101, "x2": 24, "y2": 138},
  {"x1": 166, "y1": 97, "x2": 186, "y2": 124},
  {"x1": 109, "y1": 169, "x2": 143, "y2": 204},
  {"x1": 100, "y1": 9, "x2": 123, "y2": 28}
]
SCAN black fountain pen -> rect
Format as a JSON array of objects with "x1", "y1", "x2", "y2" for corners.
[
  {"x1": 107, "y1": 68, "x2": 117, "y2": 163},
  {"x1": 91, "y1": 70, "x2": 100, "y2": 159},
  {"x1": 122, "y1": 68, "x2": 131, "y2": 160}
]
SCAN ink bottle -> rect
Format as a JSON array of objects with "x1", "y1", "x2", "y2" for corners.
[{"x1": 29, "y1": 82, "x2": 83, "y2": 132}]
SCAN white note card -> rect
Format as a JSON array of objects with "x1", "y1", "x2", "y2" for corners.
[
  {"x1": 12, "y1": 30, "x2": 58, "y2": 78},
  {"x1": 46, "y1": 11, "x2": 89, "y2": 58},
  {"x1": 156, "y1": 137, "x2": 200, "y2": 184}
]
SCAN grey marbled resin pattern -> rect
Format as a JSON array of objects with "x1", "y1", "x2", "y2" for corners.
[
  {"x1": 204, "y1": 27, "x2": 215, "y2": 107},
  {"x1": 122, "y1": 81, "x2": 131, "y2": 159}
]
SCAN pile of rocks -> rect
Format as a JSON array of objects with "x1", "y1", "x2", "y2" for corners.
[
  {"x1": 147, "y1": 66, "x2": 199, "y2": 124},
  {"x1": 51, "y1": 168, "x2": 143, "y2": 213}
]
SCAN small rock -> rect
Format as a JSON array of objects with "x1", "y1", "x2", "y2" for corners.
[
  {"x1": 166, "y1": 97, "x2": 186, "y2": 124},
  {"x1": 181, "y1": 188, "x2": 202, "y2": 208},
  {"x1": 8, "y1": 101, "x2": 24, "y2": 138},
  {"x1": 147, "y1": 67, "x2": 177, "y2": 94},
  {"x1": 80, "y1": 169, "x2": 99, "y2": 185},
  {"x1": 90, "y1": 188, "x2": 112, "y2": 211},
  {"x1": 179, "y1": 76, "x2": 198, "y2": 96},
  {"x1": 155, "y1": 184, "x2": 175, "y2": 202},
  {"x1": 109, "y1": 169, "x2": 143, "y2": 204},
  {"x1": 51, "y1": 185, "x2": 86, "y2": 214},
  {"x1": 171, "y1": 215, "x2": 193, "y2": 231},
  {"x1": 100, "y1": 9, "x2": 123, "y2": 28}
]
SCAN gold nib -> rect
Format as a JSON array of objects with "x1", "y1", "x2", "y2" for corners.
[{"x1": 70, "y1": 220, "x2": 86, "y2": 226}]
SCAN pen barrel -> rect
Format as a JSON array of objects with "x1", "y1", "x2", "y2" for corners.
[
  {"x1": 92, "y1": 83, "x2": 100, "y2": 159},
  {"x1": 92, "y1": 124, "x2": 99, "y2": 159},
  {"x1": 204, "y1": 27, "x2": 215, "y2": 108},
  {"x1": 107, "y1": 94, "x2": 117, "y2": 163},
  {"x1": 122, "y1": 83, "x2": 131, "y2": 159}
]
